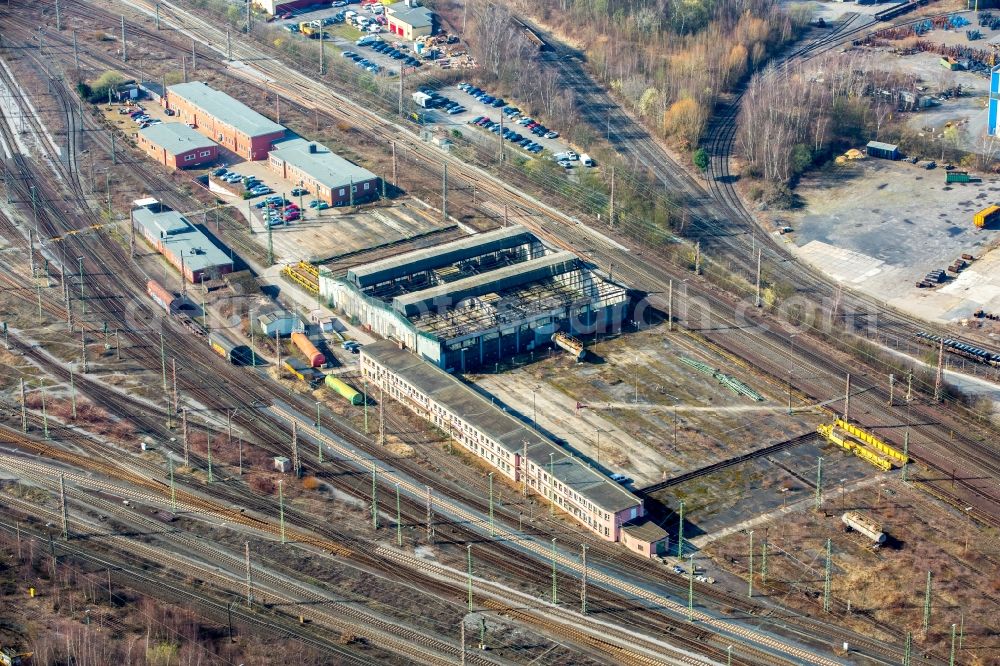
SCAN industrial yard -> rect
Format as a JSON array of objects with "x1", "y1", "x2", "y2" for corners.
[
  {"x1": 3, "y1": 0, "x2": 1000, "y2": 664},
  {"x1": 781, "y1": 156, "x2": 1000, "y2": 324}
]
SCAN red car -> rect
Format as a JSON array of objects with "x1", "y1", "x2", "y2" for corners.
[{"x1": 284, "y1": 211, "x2": 300, "y2": 221}]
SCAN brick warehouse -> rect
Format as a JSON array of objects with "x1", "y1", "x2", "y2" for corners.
[
  {"x1": 268, "y1": 138, "x2": 379, "y2": 206},
  {"x1": 137, "y1": 122, "x2": 219, "y2": 170},
  {"x1": 166, "y1": 81, "x2": 285, "y2": 161}
]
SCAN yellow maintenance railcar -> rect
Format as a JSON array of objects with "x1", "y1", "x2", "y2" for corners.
[{"x1": 974, "y1": 205, "x2": 1000, "y2": 228}]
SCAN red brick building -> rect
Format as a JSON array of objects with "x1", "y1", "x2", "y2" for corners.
[
  {"x1": 166, "y1": 81, "x2": 285, "y2": 161},
  {"x1": 137, "y1": 122, "x2": 219, "y2": 170}
]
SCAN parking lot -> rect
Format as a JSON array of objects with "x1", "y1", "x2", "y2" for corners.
[{"x1": 422, "y1": 84, "x2": 587, "y2": 165}]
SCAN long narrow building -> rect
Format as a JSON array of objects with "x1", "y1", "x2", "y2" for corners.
[{"x1": 361, "y1": 341, "x2": 644, "y2": 541}]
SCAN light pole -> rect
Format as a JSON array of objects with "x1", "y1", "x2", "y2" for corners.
[
  {"x1": 488, "y1": 472, "x2": 494, "y2": 536},
  {"x1": 77, "y1": 256, "x2": 85, "y2": 315},
  {"x1": 964, "y1": 506, "x2": 973, "y2": 555},
  {"x1": 748, "y1": 530, "x2": 754, "y2": 598}
]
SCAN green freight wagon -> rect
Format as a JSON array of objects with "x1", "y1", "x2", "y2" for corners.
[
  {"x1": 325, "y1": 374, "x2": 364, "y2": 405},
  {"x1": 946, "y1": 170, "x2": 979, "y2": 183}
]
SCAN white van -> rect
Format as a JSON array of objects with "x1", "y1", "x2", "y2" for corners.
[{"x1": 580, "y1": 153, "x2": 595, "y2": 167}]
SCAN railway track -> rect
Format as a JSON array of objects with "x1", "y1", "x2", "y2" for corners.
[{"x1": 0, "y1": 2, "x2": 976, "y2": 660}]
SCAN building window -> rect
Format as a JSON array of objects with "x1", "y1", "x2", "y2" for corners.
[
  {"x1": 199, "y1": 150, "x2": 211, "y2": 157},
  {"x1": 339, "y1": 188, "x2": 345, "y2": 196},
  {"x1": 363, "y1": 182, "x2": 370, "y2": 191},
  {"x1": 184, "y1": 154, "x2": 195, "y2": 161}
]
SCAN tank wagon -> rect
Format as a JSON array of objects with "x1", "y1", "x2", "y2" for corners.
[
  {"x1": 291, "y1": 331, "x2": 326, "y2": 368},
  {"x1": 325, "y1": 374, "x2": 364, "y2": 405},
  {"x1": 842, "y1": 511, "x2": 887, "y2": 547},
  {"x1": 551, "y1": 332, "x2": 585, "y2": 361}
]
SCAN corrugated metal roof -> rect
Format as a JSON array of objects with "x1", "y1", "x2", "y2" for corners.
[
  {"x1": 268, "y1": 138, "x2": 376, "y2": 192},
  {"x1": 347, "y1": 226, "x2": 534, "y2": 288},
  {"x1": 139, "y1": 122, "x2": 217, "y2": 156},
  {"x1": 866, "y1": 141, "x2": 898, "y2": 151},
  {"x1": 392, "y1": 251, "x2": 577, "y2": 316},
  {"x1": 168, "y1": 81, "x2": 285, "y2": 138},
  {"x1": 386, "y1": 1, "x2": 434, "y2": 27},
  {"x1": 363, "y1": 341, "x2": 641, "y2": 514},
  {"x1": 133, "y1": 207, "x2": 233, "y2": 273}
]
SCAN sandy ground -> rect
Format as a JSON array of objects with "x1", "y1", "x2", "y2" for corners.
[{"x1": 784, "y1": 158, "x2": 1000, "y2": 323}]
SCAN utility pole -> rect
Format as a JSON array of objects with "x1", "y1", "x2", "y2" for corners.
[
  {"x1": 748, "y1": 530, "x2": 754, "y2": 598},
  {"x1": 59, "y1": 474, "x2": 68, "y2": 539},
  {"x1": 395, "y1": 484, "x2": 402, "y2": 547},
  {"x1": 904, "y1": 632, "x2": 912, "y2": 666},
  {"x1": 761, "y1": 538, "x2": 768, "y2": 583},
  {"x1": 206, "y1": 433, "x2": 213, "y2": 482},
  {"x1": 172, "y1": 359, "x2": 178, "y2": 416},
  {"x1": 55, "y1": 0, "x2": 62, "y2": 30},
  {"x1": 426, "y1": 485, "x2": 433, "y2": 543},
  {"x1": 371, "y1": 461, "x2": 378, "y2": 529},
  {"x1": 120, "y1": 16, "x2": 127, "y2": 62},
  {"x1": 41, "y1": 383, "x2": 49, "y2": 439},
  {"x1": 889, "y1": 373, "x2": 895, "y2": 407},
  {"x1": 391, "y1": 141, "x2": 397, "y2": 187},
  {"x1": 695, "y1": 241, "x2": 701, "y2": 275},
  {"x1": 460, "y1": 619, "x2": 466, "y2": 666},
  {"x1": 398, "y1": 64, "x2": 404, "y2": 116},
  {"x1": 522, "y1": 441, "x2": 529, "y2": 497},
  {"x1": 69, "y1": 368, "x2": 77, "y2": 419},
  {"x1": 72, "y1": 30, "x2": 80, "y2": 78},
  {"x1": 668, "y1": 279, "x2": 673, "y2": 331},
  {"x1": 169, "y1": 457, "x2": 176, "y2": 511},
  {"x1": 950, "y1": 624, "x2": 956, "y2": 666},
  {"x1": 844, "y1": 372, "x2": 851, "y2": 421},
  {"x1": 934, "y1": 340, "x2": 944, "y2": 401},
  {"x1": 291, "y1": 420, "x2": 300, "y2": 478},
  {"x1": 278, "y1": 479, "x2": 286, "y2": 544},
  {"x1": 823, "y1": 538, "x2": 832, "y2": 612},
  {"x1": 245, "y1": 542, "x2": 253, "y2": 605},
  {"x1": 19, "y1": 378, "x2": 26, "y2": 432},
  {"x1": 192, "y1": 37, "x2": 197, "y2": 71},
  {"x1": 378, "y1": 388, "x2": 385, "y2": 446},
  {"x1": 906, "y1": 370, "x2": 913, "y2": 402},
  {"x1": 442, "y1": 163, "x2": 448, "y2": 221},
  {"x1": 815, "y1": 457, "x2": 823, "y2": 510},
  {"x1": 80, "y1": 330, "x2": 87, "y2": 373},
  {"x1": 227, "y1": 28, "x2": 232, "y2": 60},
  {"x1": 466, "y1": 545, "x2": 473, "y2": 610},
  {"x1": 923, "y1": 570, "x2": 932, "y2": 632},
  {"x1": 182, "y1": 408, "x2": 190, "y2": 465},
  {"x1": 160, "y1": 332, "x2": 167, "y2": 390},
  {"x1": 488, "y1": 472, "x2": 494, "y2": 536},
  {"x1": 551, "y1": 538, "x2": 558, "y2": 604},
  {"x1": 580, "y1": 544, "x2": 588, "y2": 614},
  {"x1": 608, "y1": 166, "x2": 615, "y2": 228},
  {"x1": 688, "y1": 553, "x2": 695, "y2": 620},
  {"x1": 155, "y1": 3, "x2": 160, "y2": 29},
  {"x1": 676, "y1": 500, "x2": 684, "y2": 557},
  {"x1": 902, "y1": 431, "x2": 909, "y2": 482},
  {"x1": 755, "y1": 248, "x2": 762, "y2": 307},
  {"x1": 498, "y1": 113, "x2": 504, "y2": 162},
  {"x1": 317, "y1": 28, "x2": 324, "y2": 74}
]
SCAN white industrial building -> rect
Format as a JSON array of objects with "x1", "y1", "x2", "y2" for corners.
[
  {"x1": 361, "y1": 341, "x2": 644, "y2": 541},
  {"x1": 319, "y1": 226, "x2": 633, "y2": 371}
]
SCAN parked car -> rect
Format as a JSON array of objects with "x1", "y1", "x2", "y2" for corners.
[
  {"x1": 291, "y1": 186, "x2": 309, "y2": 196},
  {"x1": 341, "y1": 50, "x2": 356, "y2": 58},
  {"x1": 544, "y1": 131, "x2": 559, "y2": 139},
  {"x1": 212, "y1": 167, "x2": 228, "y2": 177}
]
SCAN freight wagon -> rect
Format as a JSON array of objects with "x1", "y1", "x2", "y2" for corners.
[
  {"x1": 146, "y1": 279, "x2": 176, "y2": 313},
  {"x1": 974, "y1": 204, "x2": 1000, "y2": 228},
  {"x1": 209, "y1": 335, "x2": 254, "y2": 365},
  {"x1": 325, "y1": 374, "x2": 364, "y2": 405},
  {"x1": 284, "y1": 358, "x2": 318, "y2": 382},
  {"x1": 291, "y1": 331, "x2": 326, "y2": 368}
]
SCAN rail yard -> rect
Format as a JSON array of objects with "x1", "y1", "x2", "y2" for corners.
[{"x1": 0, "y1": 0, "x2": 999, "y2": 665}]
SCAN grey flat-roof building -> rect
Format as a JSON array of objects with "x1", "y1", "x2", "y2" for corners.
[
  {"x1": 320, "y1": 228, "x2": 633, "y2": 371},
  {"x1": 362, "y1": 341, "x2": 643, "y2": 541},
  {"x1": 167, "y1": 81, "x2": 286, "y2": 160},
  {"x1": 132, "y1": 201, "x2": 234, "y2": 283},
  {"x1": 268, "y1": 138, "x2": 379, "y2": 206}
]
